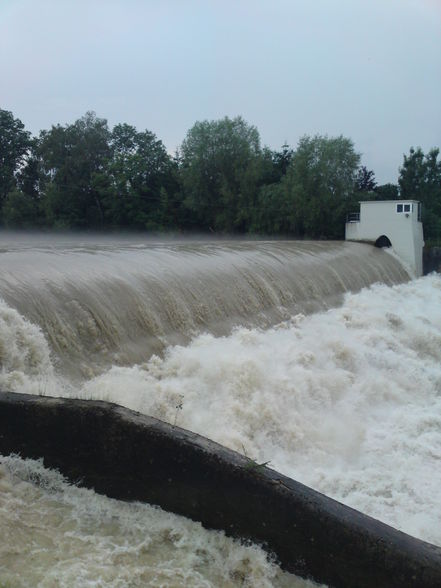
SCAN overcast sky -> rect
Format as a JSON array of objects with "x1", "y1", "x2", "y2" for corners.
[{"x1": 1, "y1": 0, "x2": 440, "y2": 183}]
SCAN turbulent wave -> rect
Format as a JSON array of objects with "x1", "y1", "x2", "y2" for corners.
[
  {"x1": 0, "y1": 299, "x2": 63, "y2": 396},
  {"x1": 78, "y1": 274, "x2": 441, "y2": 545},
  {"x1": 0, "y1": 238, "x2": 408, "y2": 379},
  {"x1": 0, "y1": 455, "x2": 320, "y2": 588},
  {"x1": 1, "y1": 236, "x2": 439, "y2": 587}
]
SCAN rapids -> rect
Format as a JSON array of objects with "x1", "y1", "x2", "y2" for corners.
[
  {"x1": 0, "y1": 455, "x2": 319, "y2": 588},
  {"x1": 1, "y1": 235, "x2": 440, "y2": 587},
  {"x1": 0, "y1": 235, "x2": 407, "y2": 380}
]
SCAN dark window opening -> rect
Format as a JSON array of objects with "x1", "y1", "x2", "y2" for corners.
[{"x1": 397, "y1": 203, "x2": 413, "y2": 214}]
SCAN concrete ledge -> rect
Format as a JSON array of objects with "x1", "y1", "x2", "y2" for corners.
[{"x1": 0, "y1": 391, "x2": 440, "y2": 588}]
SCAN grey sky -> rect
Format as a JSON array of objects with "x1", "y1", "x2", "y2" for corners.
[{"x1": 1, "y1": 0, "x2": 440, "y2": 183}]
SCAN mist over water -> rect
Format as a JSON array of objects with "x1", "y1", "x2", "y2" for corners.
[{"x1": 1, "y1": 235, "x2": 440, "y2": 587}]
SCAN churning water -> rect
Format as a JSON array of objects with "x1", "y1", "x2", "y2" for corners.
[
  {"x1": 0, "y1": 236, "x2": 407, "y2": 382},
  {"x1": 1, "y1": 235, "x2": 440, "y2": 587}
]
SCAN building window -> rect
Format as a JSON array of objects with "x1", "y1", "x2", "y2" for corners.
[{"x1": 396, "y1": 203, "x2": 412, "y2": 213}]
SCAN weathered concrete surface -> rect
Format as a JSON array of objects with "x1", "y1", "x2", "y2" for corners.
[{"x1": 1, "y1": 391, "x2": 440, "y2": 588}]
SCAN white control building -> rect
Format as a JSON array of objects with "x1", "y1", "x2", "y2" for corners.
[{"x1": 345, "y1": 200, "x2": 424, "y2": 277}]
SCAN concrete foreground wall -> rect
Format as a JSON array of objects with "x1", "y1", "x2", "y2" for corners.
[{"x1": 1, "y1": 392, "x2": 440, "y2": 588}]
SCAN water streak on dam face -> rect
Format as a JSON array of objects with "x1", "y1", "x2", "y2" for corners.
[{"x1": 0, "y1": 237, "x2": 408, "y2": 380}]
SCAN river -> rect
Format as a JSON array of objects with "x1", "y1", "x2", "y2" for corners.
[{"x1": 0, "y1": 235, "x2": 440, "y2": 587}]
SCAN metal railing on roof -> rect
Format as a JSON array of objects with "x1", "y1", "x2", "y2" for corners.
[{"x1": 346, "y1": 212, "x2": 360, "y2": 222}]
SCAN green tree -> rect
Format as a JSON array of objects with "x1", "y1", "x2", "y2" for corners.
[
  {"x1": 251, "y1": 181, "x2": 292, "y2": 234},
  {"x1": 179, "y1": 116, "x2": 264, "y2": 232},
  {"x1": 2, "y1": 188, "x2": 40, "y2": 228},
  {"x1": 2, "y1": 137, "x2": 47, "y2": 228},
  {"x1": 271, "y1": 143, "x2": 294, "y2": 180},
  {"x1": 280, "y1": 135, "x2": 360, "y2": 238},
  {"x1": 0, "y1": 109, "x2": 31, "y2": 219},
  {"x1": 253, "y1": 143, "x2": 295, "y2": 190},
  {"x1": 17, "y1": 147, "x2": 41, "y2": 200},
  {"x1": 399, "y1": 147, "x2": 441, "y2": 242},
  {"x1": 103, "y1": 123, "x2": 178, "y2": 229},
  {"x1": 375, "y1": 183, "x2": 399, "y2": 200},
  {"x1": 39, "y1": 112, "x2": 112, "y2": 228},
  {"x1": 355, "y1": 166, "x2": 376, "y2": 193}
]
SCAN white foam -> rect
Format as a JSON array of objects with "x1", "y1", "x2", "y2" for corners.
[
  {"x1": 0, "y1": 299, "x2": 64, "y2": 397},
  {"x1": 1, "y1": 274, "x2": 441, "y2": 584},
  {"x1": 0, "y1": 455, "x2": 320, "y2": 588},
  {"x1": 80, "y1": 274, "x2": 441, "y2": 544}
]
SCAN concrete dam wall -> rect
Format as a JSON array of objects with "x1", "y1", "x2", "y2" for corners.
[{"x1": 1, "y1": 391, "x2": 440, "y2": 588}]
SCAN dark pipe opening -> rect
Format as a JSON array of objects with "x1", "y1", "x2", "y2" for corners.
[{"x1": 375, "y1": 235, "x2": 392, "y2": 248}]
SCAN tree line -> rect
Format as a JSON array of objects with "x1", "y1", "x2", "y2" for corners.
[{"x1": 1, "y1": 108, "x2": 440, "y2": 242}]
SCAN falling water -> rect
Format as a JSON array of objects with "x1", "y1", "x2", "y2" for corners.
[
  {"x1": 2, "y1": 234, "x2": 440, "y2": 587},
  {"x1": 0, "y1": 235, "x2": 407, "y2": 381}
]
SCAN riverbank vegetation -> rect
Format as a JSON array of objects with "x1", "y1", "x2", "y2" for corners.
[{"x1": 1, "y1": 109, "x2": 440, "y2": 242}]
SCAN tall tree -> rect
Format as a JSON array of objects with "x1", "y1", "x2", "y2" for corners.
[
  {"x1": 399, "y1": 147, "x2": 441, "y2": 241},
  {"x1": 1, "y1": 137, "x2": 46, "y2": 228},
  {"x1": 39, "y1": 112, "x2": 112, "y2": 228},
  {"x1": 179, "y1": 116, "x2": 263, "y2": 232},
  {"x1": 272, "y1": 143, "x2": 294, "y2": 179},
  {"x1": 104, "y1": 123, "x2": 178, "y2": 229},
  {"x1": 280, "y1": 135, "x2": 360, "y2": 238},
  {"x1": 0, "y1": 109, "x2": 31, "y2": 218},
  {"x1": 355, "y1": 166, "x2": 377, "y2": 193}
]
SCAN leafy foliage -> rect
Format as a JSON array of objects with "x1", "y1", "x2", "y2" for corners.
[
  {"x1": 0, "y1": 108, "x2": 439, "y2": 241},
  {"x1": 399, "y1": 147, "x2": 441, "y2": 242},
  {"x1": 103, "y1": 123, "x2": 178, "y2": 229},
  {"x1": 37, "y1": 112, "x2": 112, "y2": 228},
  {"x1": 2, "y1": 189, "x2": 39, "y2": 228},
  {"x1": 0, "y1": 109, "x2": 31, "y2": 213},
  {"x1": 374, "y1": 183, "x2": 399, "y2": 200},
  {"x1": 180, "y1": 116, "x2": 264, "y2": 232},
  {"x1": 277, "y1": 135, "x2": 360, "y2": 238},
  {"x1": 355, "y1": 166, "x2": 377, "y2": 193}
]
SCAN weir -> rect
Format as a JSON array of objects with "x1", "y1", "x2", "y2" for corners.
[
  {"x1": 0, "y1": 237, "x2": 409, "y2": 379},
  {"x1": 0, "y1": 391, "x2": 440, "y2": 588},
  {"x1": 2, "y1": 236, "x2": 437, "y2": 586}
]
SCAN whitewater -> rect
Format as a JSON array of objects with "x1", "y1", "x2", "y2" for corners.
[{"x1": 0, "y1": 236, "x2": 440, "y2": 587}]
